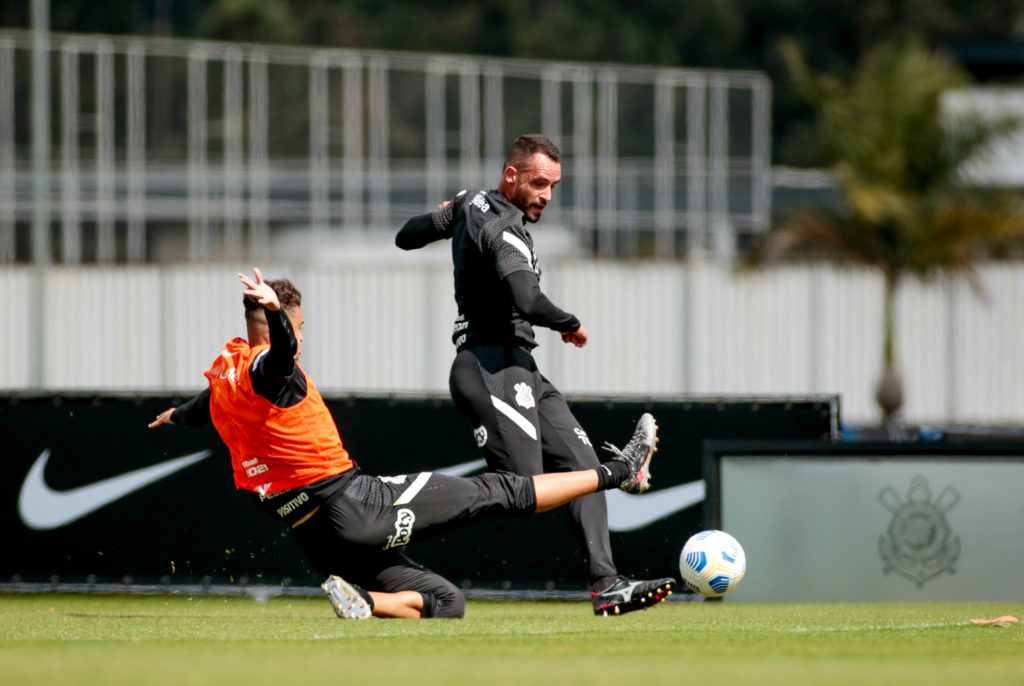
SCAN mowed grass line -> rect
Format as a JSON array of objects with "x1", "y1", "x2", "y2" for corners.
[{"x1": 1, "y1": 594, "x2": 1022, "y2": 686}]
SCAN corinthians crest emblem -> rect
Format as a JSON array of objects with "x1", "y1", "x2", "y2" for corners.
[
  {"x1": 513, "y1": 382, "x2": 535, "y2": 410},
  {"x1": 878, "y1": 476, "x2": 960, "y2": 587}
]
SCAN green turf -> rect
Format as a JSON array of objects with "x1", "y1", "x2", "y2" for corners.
[{"x1": 1, "y1": 594, "x2": 1022, "y2": 686}]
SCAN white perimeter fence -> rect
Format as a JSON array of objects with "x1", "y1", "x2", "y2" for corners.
[
  {"x1": 0, "y1": 29, "x2": 769, "y2": 263},
  {"x1": 3, "y1": 257, "x2": 1024, "y2": 427}
]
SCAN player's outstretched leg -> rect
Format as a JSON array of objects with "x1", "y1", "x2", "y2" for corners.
[
  {"x1": 602, "y1": 412, "x2": 658, "y2": 494},
  {"x1": 534, "y1": 413, "x2": 660, "y2": 511},
  {"x1": 322, "y1": 575, "x2": 372, "y2": 619},
  {"x1": 591, "y1": 576, "x2": 676, "y2": 616}
]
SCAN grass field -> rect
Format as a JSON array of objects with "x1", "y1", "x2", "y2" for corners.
[{"x1": 1, "y1": 594, "x2": 1022, "y2": 686}]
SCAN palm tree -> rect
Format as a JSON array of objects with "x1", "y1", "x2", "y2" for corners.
[{"x1": 757, "y1": 36, "x2": 1024, "y2": 431}]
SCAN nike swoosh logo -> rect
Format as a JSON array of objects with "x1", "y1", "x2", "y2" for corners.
[
  {"x1": 434, "y1": 457, "x2": 705, "y2": 531},
  {"x1": 18, "y1": 449, "x2": 213, "y2": 531},
  {"x1": 604, "y1": 480, "x2": 706, "y2": 531}
]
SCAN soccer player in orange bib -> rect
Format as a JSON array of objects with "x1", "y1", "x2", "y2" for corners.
[{"x1": 149, "y1": 268, "x2": 670, "y2": 618}]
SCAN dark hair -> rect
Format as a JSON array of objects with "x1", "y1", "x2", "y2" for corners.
[
  {"x1": 504, "y1": 134, "x2": 561, "y2": 169},
  {"x1": 243, "y1": 278, "x2": 302, "y2": 316}
]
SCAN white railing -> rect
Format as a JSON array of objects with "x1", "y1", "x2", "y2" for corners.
[{"x1": 0, "y1": 30, "x2": 770, "y2": 264}]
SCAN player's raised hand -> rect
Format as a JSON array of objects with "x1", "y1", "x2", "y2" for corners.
[{"x1": 238, "y1": 267, "x2": 280, "y2": 311}]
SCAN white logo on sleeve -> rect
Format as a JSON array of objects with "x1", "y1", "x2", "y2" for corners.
[
  {"x1": 514, "y1": 382, "x2": 535, "y2": 410},
  {"x1": 471, "y1": 191, "x2": 491, "y2": 213}
]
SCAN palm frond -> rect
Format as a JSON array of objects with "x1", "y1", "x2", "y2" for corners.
[{"x1": 764, "y1": 35, "x2": 1024, "y2": 278}]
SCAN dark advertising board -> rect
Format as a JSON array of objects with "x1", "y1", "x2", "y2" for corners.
[{"x1": 2, "y1": 393, "x2": 836, "y2": 592}]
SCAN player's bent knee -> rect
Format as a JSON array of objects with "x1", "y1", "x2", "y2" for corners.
[{"x1": 422, "y1": 586, "x2": 466, "y2": 618}]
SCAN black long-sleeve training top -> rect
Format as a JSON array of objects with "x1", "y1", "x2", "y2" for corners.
[{"x1": 396, "y1": 188, "x2": 580, "y2": 350}]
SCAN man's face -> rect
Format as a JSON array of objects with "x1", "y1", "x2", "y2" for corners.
[{"x1": 503, "y1": 152, "x2": 562, "y2": 223}]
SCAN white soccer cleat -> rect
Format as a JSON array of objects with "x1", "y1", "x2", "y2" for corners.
[{"x1": 321, "y1": 575, "x2": 372, "y2": 620}]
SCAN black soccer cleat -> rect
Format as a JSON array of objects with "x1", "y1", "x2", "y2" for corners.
[
  {"x1": 602, "y1": 412, "x2": 658, "y2": 494},
  {"x1": 591, "y1": 576, "x2": 675, "y2": 616}
]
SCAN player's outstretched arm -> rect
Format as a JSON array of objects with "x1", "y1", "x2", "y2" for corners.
[
  {"x1": 395, "y1": 213, "x2": 439, "y2": 249},
  {"x1": 147, "y1": 389, "x2": 212, "y2": 429},
  {"x1": 396, "y1": 196, "x2": 464, "y2": 250},
  {"x1": 147, "y1": 407, "x2": 176, "y2": 428},
  {"x1": 503, "y1": 271, "x2": 585, "y2": 346}
]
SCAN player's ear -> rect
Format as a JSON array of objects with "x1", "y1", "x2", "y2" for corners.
[{"x1": 503, "y1": 165, "x2": 518, "y2": 185}]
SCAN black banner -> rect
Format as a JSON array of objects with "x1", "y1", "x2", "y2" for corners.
[{"x1": 1, "y1": 393, "x2": 836, "y2": 590}]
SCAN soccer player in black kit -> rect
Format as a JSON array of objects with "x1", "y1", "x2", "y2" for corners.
[{"x1": 396, "y1": 134, "x2": 675, "y2": 615}]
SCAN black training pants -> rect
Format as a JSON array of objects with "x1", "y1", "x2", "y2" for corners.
[
  {"x1": 448, "y1": 344, "x2": 617, "y2": 583},
  {"x1": 291, "y1": 469, "x2": 535, "y2": 618}
]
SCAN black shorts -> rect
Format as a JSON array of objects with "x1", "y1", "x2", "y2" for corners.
[
  {"x1": 290, "y1": 470, "x2": 535, "y2": 596},
  {"x1": 447, "y1": 344, "x2": 618, "y2": 582},
  {"x1": 448, "y1": 345, "x2": 601, "y2": 474}
]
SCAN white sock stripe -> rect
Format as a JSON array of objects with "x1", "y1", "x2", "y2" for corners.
[
  {"x1": 490, "y1": 395, "x2": 538, "y2": 440},
  {"x1": 393, "y1": 472, "x2": 432, "y2": 506}
]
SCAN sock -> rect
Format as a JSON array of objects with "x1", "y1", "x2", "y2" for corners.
[
  {"x1": 355, "y1": 583, "x2": 375, "y2": 612},
  {"x1": 419, "y1": 591, "x2": 436, "y2": 618},
  {"x1": 595, "y1": 460, "x2": 631, "y2": 490}
]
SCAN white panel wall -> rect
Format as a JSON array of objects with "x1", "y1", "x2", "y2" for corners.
[
  {"x1": 0, "y1": 268, "x2": 34, "y2": 388},
  {"x1": 303, "y1": 261, "x2": 456, "y2": 392},
  {"x1": 4, "y1": 260, "x2": 1024, "y2": 427},
  {"x1": 814, "y1": 267, "x2": 884, "y2": 419},
  {"x1": 951, "y1": 265, "x2": 1024, "y2": 423},
  {"x1": 532, "y1": 261, "x2": 689, "y2": 396}
]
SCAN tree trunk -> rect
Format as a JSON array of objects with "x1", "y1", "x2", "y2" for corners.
[
  {"x1": 875, "y1": 273, "x2": 906, "y2": 435},
  {"x1": 875, "y1": 362, "x2": 904, "y2": 420},
  {"x1": 882, "y1": 272, "x2": 897, "y2": 368}
]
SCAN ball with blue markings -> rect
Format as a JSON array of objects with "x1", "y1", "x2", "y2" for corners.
[{"x1": 679, "y1": 530, "x2": 747, "y2": 598}]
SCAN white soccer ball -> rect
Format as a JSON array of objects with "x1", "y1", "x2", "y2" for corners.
[{"x1": 679, "y1": 529, "x2": 747, "y2": 598}]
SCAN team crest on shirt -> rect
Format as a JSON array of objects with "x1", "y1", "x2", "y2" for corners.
[
  {"x1": 514, "y1": 382, "x2": 535, "y2": 410},
  {"x1": 474, "y1": 425, "x2": 488, "y2": 447}
]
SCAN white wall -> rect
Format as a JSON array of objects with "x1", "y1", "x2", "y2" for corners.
[{"x1": 3, "y1": 259, "x2": 1023, "y2": 427}]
